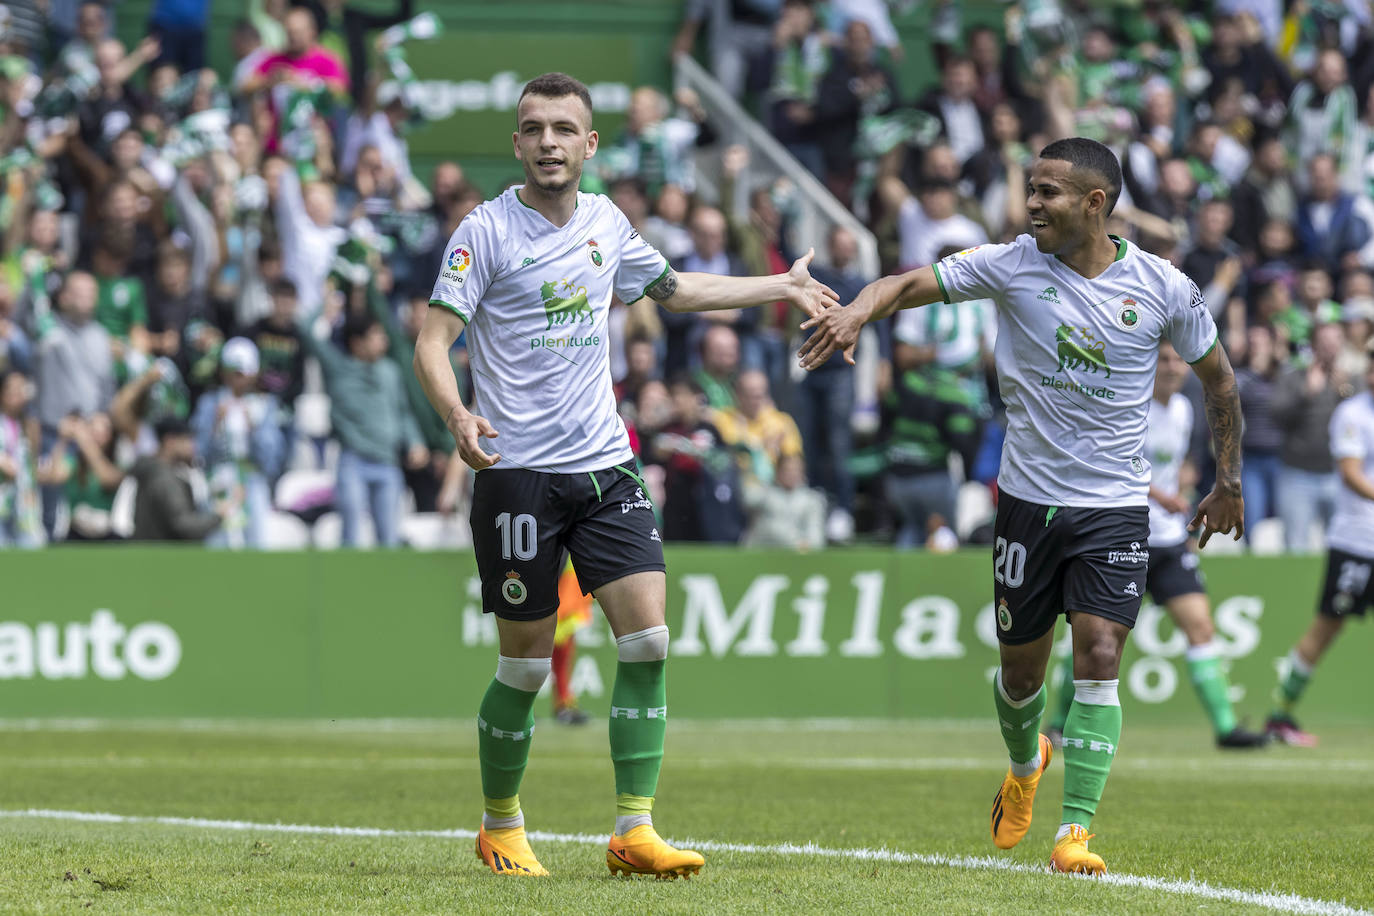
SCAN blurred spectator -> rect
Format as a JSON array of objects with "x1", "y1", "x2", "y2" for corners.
[
  {"x1": 0, "y1": 369, "x2": 44, "y2": 548},
  {"x1": 130, "y1": 415, "x2": 224, "y2": 541},
  {"x1": 673, "y1": 0, "x2": 779, "y2": 101},
  {"x1": 663, "y1": 207, "x2": 751, "y2": 380},
  {"x1": 603, "y1": 86, "x2": 712, "y2": 198},
  {"x1": 275, "y1": 167, "x2": 346, "y2": 313},
  {"x1": 1275, "y1": 266, "x2": 1343, "y2": 357},
  {"x1": 79, "y1": 38, "x2": 155, "y2": 155},
  {"x1": 884, "y1": 175, "x2": 988, "y2": 273},
  {"x1": 815, "y1": 19, "x2": 898, "y2": 203},
  {"x1": 1235, "y1": 324, "x2": 1284, "y2": 541},
  {"x1": 797, "y1": 225, "x2": 864, "y2": 533},
  {"x1": 881, "y1": 359, "x2": 982, "y2": 549},
  {"x1": 0, "y1": 279, "x2": 33, "y2": 375},
  {"x1": 1230, "y1": 135, "x2": 1298, "y2": 255},
  {"x1": 147, "y1": 0, "x2": 208, "y2": 73},
  {"x1": 1296, "y1": 153, "x2": 1372, "y2": 277},
  {"x1": 1338, "y1": 270, "x2": 1374, "y2": 379},
  {"x1": 695, "y1": 324, "x2": 741, "y2": 410},
  {"x1": 1182, "y1": 199, "x2": 1245, "y2": 315},
  {"x1": 742, "y1": 453, "x2": 824, "y2": 549},
  {"x1": 34, "y1": 272, "x2": 113, "y2": 435},
  {"x1": 298, "y1": 309, "x2": 426, "y2": 547},
  {"x1": 50, "y1": 412, "x2": 124, "y2": 541},
  {"x1": 713, "y1": 368, "x2": 803, "y2": 482},
  {"x1": 191, "y1": 337, "x2": 285, "y2": 549},
  {"x1": 765, "y1": 0, "x2": 827, "y2": 178},
  {"x1": 1271, "y1": 322, "x2": 1356, "y2": 550},
  {"x1": 241, "y1": 277, "x2": 306, "y2": 424},
  {"x1": 243, "y1": 6, "x2": 348, "y2": 98},
  {"x1": 146, "y1": 242, "x2": 204, "y2": 366},
  {"x1": 919, "y1": 56, "x2": 985, "y2": 168},
  {"x1": 650, "y1": 375, "x2": 744, "y2": 544},
  {"x1": 1286, "y1": 48, "x2": 1361, "y2": 189}
]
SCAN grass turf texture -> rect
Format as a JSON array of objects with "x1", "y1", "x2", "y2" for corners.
[{"x1": 0, "y1": 719, "x2": 1369, "y2": 914}]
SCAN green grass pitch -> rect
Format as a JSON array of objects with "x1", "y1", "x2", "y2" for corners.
[{"x1": 0, "y1": 718, "x2": 1370, "y2": 914}]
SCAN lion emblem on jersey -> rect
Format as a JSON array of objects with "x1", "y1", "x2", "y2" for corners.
[
  {"x1": 540, "y1": 279, "x2": 593, "y2": 330},
  {"x1": 1055, "y1": 325, "x2": 1112, "y2": 378}
]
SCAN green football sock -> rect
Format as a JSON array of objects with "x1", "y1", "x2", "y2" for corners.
[
  {"x1": 1185, "y1": 643, "x2": 1237, "y2": 737},
  {"x1": 1272, "y1": 649, "x2": 1313, "y2": 717},
  {"x1": 1047, "y1": 653, "x2": 1075, "y2": 734},
  {"x1": 609, "y1": 658, "x2": 666, "y2": 798},
  {"x1": 1061, "y1": 679, "x2": 1122, "y2": 830},
  {"x1": 477, "y1": 677, "x2": 538, "y2": 808},
  {"x1": 993, "y1": 668, "x2": 1046, "y2": 768}
]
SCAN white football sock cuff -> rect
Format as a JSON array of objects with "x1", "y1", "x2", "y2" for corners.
[
  {"x1": 495, "y1": 655, "x2": 552, "y2": 693},
  {"x1": 1185, "y1": 642, "x2": 1218, "y2": 662},
  {"x1": 616, "y1": 625, "x2": 669, "y2": 662},
  {"x1": 1072, "y1": 678, "x2": 1120, "y2": 706}
]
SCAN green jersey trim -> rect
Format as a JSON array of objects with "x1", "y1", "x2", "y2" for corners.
[
  {"x1": 630, "y1": 261, "x2": 672, "y2": 305},
  {"x1": 1112, "y1": 236, "x2": 1128, "y2": 261},
  {"x1": 931, "y1": 262, "x2": 951, "y2": 303},
  {"x1": 428, "y1": 299, "x2": 468, "y2": 324},
  {"x1": 1187, "y1": 333, "x2": 1219, "y2": 365}
]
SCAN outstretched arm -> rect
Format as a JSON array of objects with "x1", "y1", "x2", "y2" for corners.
[
  {"x1": 1188, "y1": 343, "x2": 1245, "y2": 547},
  {"x1": 797, "y1": 265, "x2": 944, "y2": 369},
  {"x1": 648, "y1": 248, "x2": 837, "y2": 317}
]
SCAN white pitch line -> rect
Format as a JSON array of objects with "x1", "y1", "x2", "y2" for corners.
[{"x1": 0, "y1": 808, "x2": 1366, "y2": 916}]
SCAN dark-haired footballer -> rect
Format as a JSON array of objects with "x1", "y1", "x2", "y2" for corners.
[
  {"x1": 799, "y1": 137, "x2": 1245, "y2": 874},
  {"x1": 413, "y1": 72, "x2": 837, "y2": 879}
]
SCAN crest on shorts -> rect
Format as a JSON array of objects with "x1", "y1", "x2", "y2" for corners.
[
  {"x1": 501, "y1": 571, "x2": 528, "y2": 606},
  {"x1": 997, "y1": 597, "x2": 1013, "y2": 632}
]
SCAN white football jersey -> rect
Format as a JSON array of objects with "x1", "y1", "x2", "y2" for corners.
[
  {"x1": 1327, "y1": 391, "x2": 1374, "y2": 558},
  {"x1": 933, "y1": 234, "x2": 1218, "y2": 507},
  {"x1": 1146, "y1": 393, "x2": 1193, "y2": 546},
  {"x1": 430, "y1": 188, "x2": 668, "y2": 472}
]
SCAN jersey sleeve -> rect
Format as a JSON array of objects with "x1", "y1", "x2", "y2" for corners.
[
  {"x1": 1330, "y1": 401, "x2": 1367, "y2": 461},
  {"x1": 610, "y1": 204, "x2": 669, "y2": 304},
  {"x1": 429, "y1": 209, "x2": 497, "y2": 324},
  {"x1": 930, "y1": 240, "x2": 1019, "y2": 304},
  {"x1": 1165, "y1": 273, "x2": 1219, "y2": 363}
]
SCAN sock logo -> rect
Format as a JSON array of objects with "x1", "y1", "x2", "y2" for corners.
[
  {"x1": 610, "y1": 706, "x2": 667, "y2": 719},
  {"x1": 1061, "y1": 737, "x2": 1115, "y2": 754},
  {"x1": 478, "y1": 716, "x2": 532, "y2": 741}
]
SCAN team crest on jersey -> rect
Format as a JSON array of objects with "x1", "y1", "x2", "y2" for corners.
[
  {"x1": 502, "y1": 571, "x2": 528, "y2": 606},
  {"x1": 586, "y1": 238, "x2": 605, "y2": 269},
  {"x1": 443, "y1": 244, "x2": 472, "y2": 284},
  {"x1": 1117, "y1": 298, "x2": 1140, "y2": 330}
]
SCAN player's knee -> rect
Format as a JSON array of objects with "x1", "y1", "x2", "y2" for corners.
[
  {"x1": 617, "y1": 625, "x2": 669, "y2": 662},
  {"x1": 1184, "y1": 617, "x2": 1215, "y2": 645},
  {"x1": 1076, "y1": 638, "x2": 1123, "y2": 680},
  {"x1": 998, "y1": 664, "x2": 1043, "y2": 700},
  {"x1": 495, "y1": 655, "x2": 553, "y2": 692}
]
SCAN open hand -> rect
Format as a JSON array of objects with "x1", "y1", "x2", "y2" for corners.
[
  {"x1": 798, "y1": 298, "x2": 862, "y2": 369},
  {"x1": 785, "y1": 248, "x2": 839, "y2": 320},
  {"x1": 1189, "y1": 485, "x2": 1244, "y2": 548}
]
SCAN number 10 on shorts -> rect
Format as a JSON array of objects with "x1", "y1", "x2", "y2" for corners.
[
  {"x1": 496, "y1": 512, "x2": 538, "y2": 561},
  {"x1": 995, "y1": 537, "x2": 1026, "y2": 588}
]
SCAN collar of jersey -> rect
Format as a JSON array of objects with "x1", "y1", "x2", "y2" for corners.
[
  {"x1": 514, "y1": 186, "x2": 579, "y2": 228},
  {"x1": 1048, "y1": 234, "x2": 1128, "y2": 287}
]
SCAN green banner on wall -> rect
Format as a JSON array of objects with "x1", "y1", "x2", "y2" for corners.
[{"x1": 0, "y1": 549, "x2": 1364, "y2": 724}]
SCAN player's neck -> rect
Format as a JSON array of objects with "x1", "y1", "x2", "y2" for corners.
[
  {"x1": 517, "y1": 185, "x2": 578, "y2": 228},
  {"x1": 1054, "y1": 231, "x2": 1120, "y2": 280}
]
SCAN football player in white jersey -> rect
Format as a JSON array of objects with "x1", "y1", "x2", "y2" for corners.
[
  {"x1": 1044, "y1": 343, "x2": 1269, "y2": 749},
  {"x1": 800, "y1": 138, "x2": 1245, "y2": 874},
  {"x1": 1267, "y1": 342, "x2": 1374, "y2": 747},
  {"x1": 413, "y1": 73, "x2": 837, "y2": 879}
]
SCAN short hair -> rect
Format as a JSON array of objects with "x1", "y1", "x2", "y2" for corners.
[
  {"x1": 517, "y1": 72, "x2": 593, "y2": 125},
  {"x1": 270, "y1": 277, "x2": 298, "y2": 298},
  {"x1": 343, "y1": 314, "x2": 380, "y2": 347},
  {"x1": 1038, "y1": 137, "x2": 1123, "y2": 215}
]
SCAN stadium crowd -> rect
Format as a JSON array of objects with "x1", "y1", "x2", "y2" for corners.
[{"x1": 0, "y1": 0, "x2": 1371, "y2": 551}]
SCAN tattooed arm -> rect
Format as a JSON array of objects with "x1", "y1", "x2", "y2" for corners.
[
  {"x1": 646, "y1": 249, "x2": 838, "y2": 317},
  {"x1": 1188, "y1": 342, "x2": 1245, "y2": 547}
]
